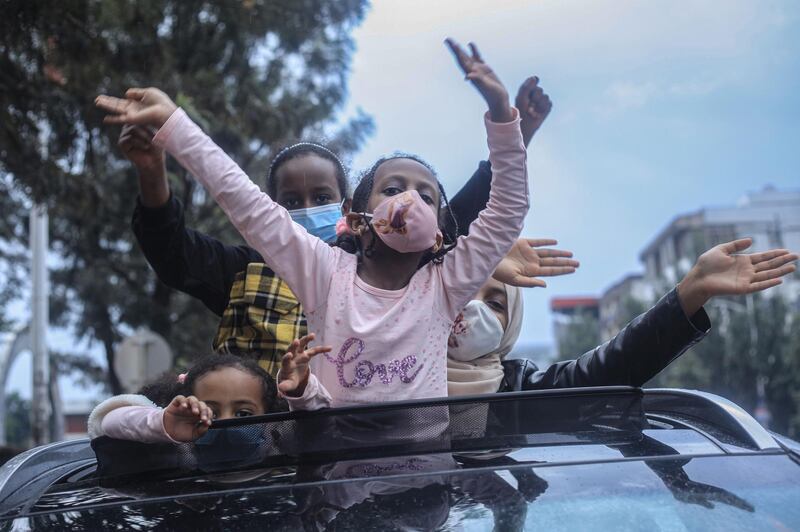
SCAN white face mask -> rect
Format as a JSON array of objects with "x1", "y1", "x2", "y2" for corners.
[{"x1": 448, "y1": 300, "x2": 504, "y2": 362}]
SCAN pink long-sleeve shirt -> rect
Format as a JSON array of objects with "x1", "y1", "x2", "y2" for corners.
[{"x1": 153, "y1": 108, "x2": 529, "y2": 407}]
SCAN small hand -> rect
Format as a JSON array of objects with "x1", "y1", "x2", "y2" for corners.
[
  {"x1": 95, "y1": 87, "x2": 178, "y2": 129},
  {"x1": 678, "y1": 238, "x2": 798, "y2": 316},
  {"x1": 278, "y1": 333, "x2": 332, "y2": 398},
  {"x1": 163, "y1": 395, "x2": 213, "y2": 443},
  {"x1": 118, "y1": 124, "x2": 164, "y2": 173},
  {"x1": 445, "y1": 38, "x2": 512, "y2": 123},
  {"x1": 515, "y1": 76, "x2": 552, "y2": 148},
  {"x1": 493, "y1": 238, "x2": 579, "y2": 288}
]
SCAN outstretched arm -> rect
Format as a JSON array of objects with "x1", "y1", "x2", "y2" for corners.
[
  {"x1": 493, "y1": 238, "x2": 579, "y2": 288},
  {"x1": 518, "y1": 239, "x2": 797, "y2": 390},
  {"x1": 97, "y1": 88, "x2": 338, "y2": 312},
  {"x1": 449, "y1": 77, "x2": 551, "y2": 236},
  {"x1": 438, "y1": 39, "x2": 529, "y2": 317},
  {"x1": 122, "y1": 125, "x2": 262, "y2": 316},
  {"x1": 676, "y1": 238, "x2": 797, "y2": 316}
]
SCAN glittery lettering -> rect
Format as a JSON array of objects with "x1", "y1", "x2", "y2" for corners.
[{"x1": 324, "y1": 337, "x2": 423, "y2": 388}]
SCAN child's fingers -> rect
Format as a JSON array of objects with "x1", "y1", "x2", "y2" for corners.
[
  {"x1": 516, "y1": 76, "x2": 539, "y2": 104},
  {"x1": 444, "y1": 38, "x2": 471, "y2": 73},
  {"x1": 129, "y1": 124, "x2": 155, "y2": 142},
  {"x1": 95, "y1": 95, "x2": 131, "y2": 114},
  {"x1": 125, "y1": 87, "x2": 148, "y2": 100},
  {"x1": 198, "y1": 401, "x2": 213, "y2": 424},
  {"x1": 525, "y1": 238, "x2": 558, "y2": 248},
  {"x1": 103, "y1": 114, "x2": 133, "y2": 125},
  {"x1": 720, "y1": 238, "x2": 753, "y2": 255},
  {"x1": 468, "y1": 42, "x2": 483, "y2": 62},
  {"x1": 296, "y1": 333, "x2": 316, "y2": 351},
  {"x1": 186, "y1": 396, "x2": 202, "y2": 415},
  {"x1": 304, "y1": 345, "x2": 333, "y2": 360}
]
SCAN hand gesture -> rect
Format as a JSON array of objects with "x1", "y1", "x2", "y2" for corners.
[
  {"x1": 493, "y1": 238, "x2": 579, "y2": 288},
  {"x1": 95, "y1": 87, "x2": 178, "y2": 129},
  {"x1": 678, "y1": 238, "x2": 798, "y2": 316},
  {"x1": 118, "y1": 124, "x2": 164, "y2": 173},
  {"x1": 516, "y1": 76, "x2": 552, "y2": 148},
  {"x1": 445, "y1": 38, "x2": 513, "y2": 123},
  {"x1": 278, "y1": 334, "x2": 332, "y2": 397},
  {"x1": 163, "y1": 395, "x2": 213, "y2": 443}
]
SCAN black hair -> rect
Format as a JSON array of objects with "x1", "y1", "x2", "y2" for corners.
[
  {"x1": 335, "y1": 153, "x2": 459, "y2": 264},
  {"x1": 265, "y1": 142, "x2": 350, "y2": 200},
  {"x1": 138, "y1": 354, "x2": 279, "y2": 413}
]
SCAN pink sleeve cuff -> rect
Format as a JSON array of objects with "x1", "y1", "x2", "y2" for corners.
[
  {"x1": 278, "y1": 373, "x2": 332, "y2": 411},
  {"x1": 100, "y1": 405, "x2": 179, "y2": 444},
  {"x1": 152, "y1": 107, "x2": 189, "y2": 150}
]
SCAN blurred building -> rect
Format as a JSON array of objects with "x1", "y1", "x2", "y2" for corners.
[
  {"x1": 639, "y1": 186, "x2": 800, "y2": 296},
  {"x1": 552, "y1": 186, "x2": 800, "y2": 351},
  {"x1": 550, "y1": 297, "x2": 599, "y2": 357},
  {"x1": 62, "y1": 399, "x2": 93, "y2": 440}
]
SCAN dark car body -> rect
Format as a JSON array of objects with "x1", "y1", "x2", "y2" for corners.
[{"x1": 2, "y1": 386, "x2": 800, "y2": 531}]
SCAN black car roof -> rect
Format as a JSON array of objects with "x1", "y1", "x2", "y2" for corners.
[{"x1": 1, "y1": 386, "x2": 797, "y2": 523}]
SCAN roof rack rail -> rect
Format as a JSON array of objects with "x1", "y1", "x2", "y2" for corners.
[
  {"x1": 643, "y1": 388, "x2": 779, "y2": 451},
  {"x1": 0, "y1": 439, "x2": 95, "y2": 517}
]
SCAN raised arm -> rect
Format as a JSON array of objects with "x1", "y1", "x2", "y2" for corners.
[
  {"x1": 517, "y1": 239, "x2": 798, "y2": 390},
  {"x1": 449, "y1": 77, "x2": 551, "y2": 235},
  {"x1": 96, "y1": 89, "x2": 337, "y2": 311},
  {"x1": 122, "y1": 125, "x2": 261, "y2": 316},
  {"x1": 437, "y1": 40, "x2": 529, "y2": 317}
]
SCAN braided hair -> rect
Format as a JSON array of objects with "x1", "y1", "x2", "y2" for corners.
[
  {"x1": 265, "y1": 142, "x2": 349, "y2": 199},
  {"x1": 335, "y1": 153, "x2": 459, "y2": 264},
  {"x1": 139, "y1": 354, "x2": 280, "y2": 413}
]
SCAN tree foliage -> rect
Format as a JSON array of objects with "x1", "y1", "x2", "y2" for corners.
[{"x1": 0, "y1": 0, "x2": 373, "y2": 393}]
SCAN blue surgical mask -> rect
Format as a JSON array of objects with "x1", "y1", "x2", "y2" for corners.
[
  {"x1": 288, "y1": 202, "x2": 343, "y2": 243},
  {"x1": 194, "y1": 426, "x2": 267, "y2": 472}
]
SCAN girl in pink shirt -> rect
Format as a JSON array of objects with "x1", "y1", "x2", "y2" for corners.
[
  {"x1": 96, "y1": 39, "x2": 530, "y2": 408},
  {"x1": 89, "y1": 336, "x2": 330, "y2": 442}
]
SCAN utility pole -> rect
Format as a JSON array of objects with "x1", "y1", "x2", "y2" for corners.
[{"x1": 30, "y1": 204, "x2": 51, "y2": 446}]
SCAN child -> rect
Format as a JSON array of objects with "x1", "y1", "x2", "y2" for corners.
[
  {"x1": 96, "y1": 39, "x2": 528, "y2": 408},
  {"x1": 88, "y1": 335, "x2": 330, "y2": 442}
]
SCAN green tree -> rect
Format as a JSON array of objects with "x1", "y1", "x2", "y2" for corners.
[
  {"x1": 556, "y1": 310, "x2": 601, "y2": 361},
  {"x1": 0, "y1": 1, "x2": 373, "y2": 393},
  {"x1": 3, "y1": 391, "x2": 31, "y2": 448}
]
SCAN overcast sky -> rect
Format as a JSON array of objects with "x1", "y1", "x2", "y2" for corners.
[
  {"x1": 6, "y1": 0, "x2": 800, "y2": 401},
  {"x1": 342, "y1": 0, "x2": 800, "y2": 347}
]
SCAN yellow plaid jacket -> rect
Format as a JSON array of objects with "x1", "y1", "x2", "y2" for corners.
[{"x1": 213, "y1": 263, "x2": 307, "y2": 378}]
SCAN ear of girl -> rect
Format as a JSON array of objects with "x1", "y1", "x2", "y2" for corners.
[
  {"x1": 447, "y1": 281, "x2": 524, "y2": 396},
  {"x1": 95, "y1": 38, "x2": 529, "y2": 409}
]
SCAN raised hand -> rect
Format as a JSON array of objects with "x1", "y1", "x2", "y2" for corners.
[
  {"x1": 95, "y1": 87, "x2": 177, "y2": 129},
  {"x1": 516, "y1": 76, "x2": 552, "y2": 148},
  {"x1": 118, "y1": 124, "x2": 164, "y2": 174},
  {"x1": 163, "y1": 394, "x2": 213, "y2": 442},
  {"x1": 445, "y1": 38, "x2": 513, "y2": 123},
  {"x1": 677, "y1": 238, "x2": 798, "y2": 316},
  {"x1": 493, "y1": 238, "x2": 579, "y2": 288},
  {"x1": 278, "y1": 333, "x2": 332, "y2": 397}
]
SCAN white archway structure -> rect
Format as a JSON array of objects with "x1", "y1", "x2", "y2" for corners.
[{"x1": 0, "y1": 325, "x2": 31, "y2": 445}]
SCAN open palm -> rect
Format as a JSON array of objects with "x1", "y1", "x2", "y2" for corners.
[
  {"x1": 493, "y1": 238, "x2": 580, "y2": 288},
  {"x1": 694, "y1": 239, "x2": 797, "y2": 297},
  {"x1": 279, "y1": 334, "x2": 331, "y2": 397},
  {"x1": 95, "y1": 87, "x2": 177, "y2": 128}
]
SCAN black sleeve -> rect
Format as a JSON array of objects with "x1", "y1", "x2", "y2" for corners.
[
  {"x1": 131, "y1": 194, "x2": 263, "y2": 316},
  {"x1": 448, "y1": 160, "x2": 492, "y2": 237},
  {"x1": 521, "y1": 288, "x2": 711, "y2": 390}
]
